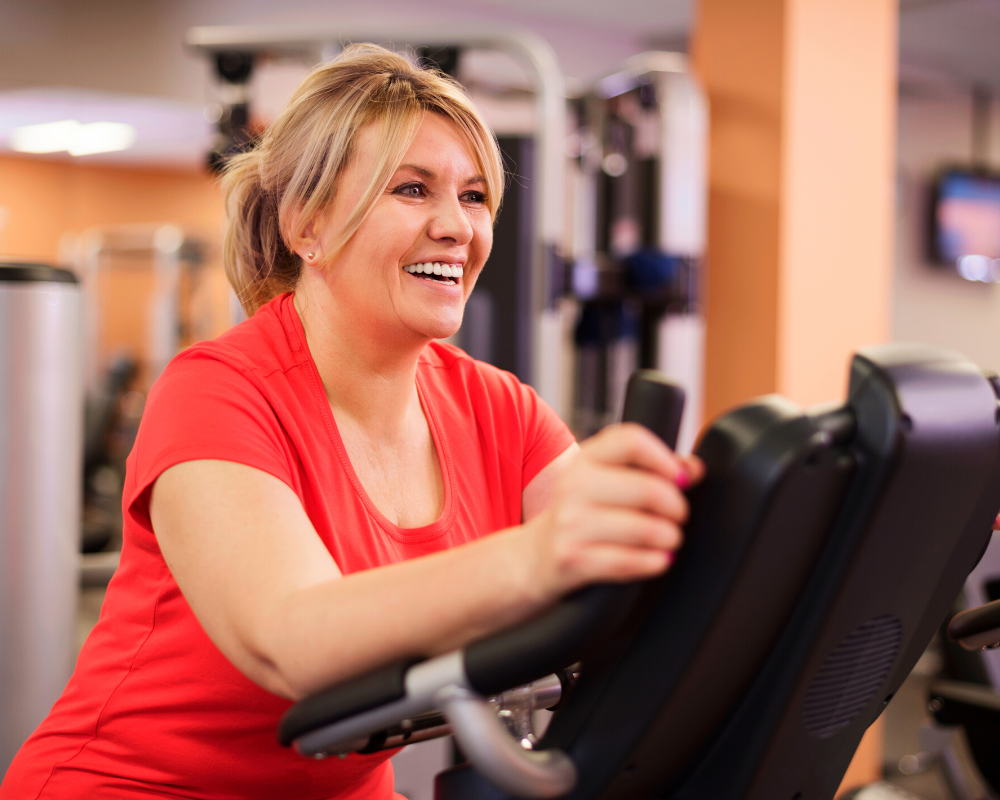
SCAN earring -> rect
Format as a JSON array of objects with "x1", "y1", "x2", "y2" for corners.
[{"x1": 307, "y1": 252, "x2": 315, "y2": 260}]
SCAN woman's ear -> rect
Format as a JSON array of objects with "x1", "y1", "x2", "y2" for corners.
[{"x1": 286, "y1": 205, "x2": 322, "y2": 265}]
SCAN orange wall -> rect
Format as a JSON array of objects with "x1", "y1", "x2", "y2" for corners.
[
  {"x1": 0, "y1": 155, "x2": 230, "y2": 377},
  {"x1": 693, "y1": 0, "x2": 785, "y2": 420},
  {"x1": 0, "y1": 155, "x2": 224, "y2": 264}
]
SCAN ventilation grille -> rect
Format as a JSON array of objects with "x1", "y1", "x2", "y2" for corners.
[{"x1": 802, "y1": 615, "x2": 902, "y2": 739}]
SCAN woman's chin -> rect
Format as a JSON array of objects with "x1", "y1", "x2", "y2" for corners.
[{"x1": 411, "y1": 315, "x2": 463, "y2": 343}]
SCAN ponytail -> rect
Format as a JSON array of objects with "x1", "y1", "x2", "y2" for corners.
[{"x1": 222, "y1": 151, "x2": 300, "y2": 314}]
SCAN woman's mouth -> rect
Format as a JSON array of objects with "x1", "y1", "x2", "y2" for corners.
[{"x1": 403, "y1": 262, "x2": 463, "y2": 286}]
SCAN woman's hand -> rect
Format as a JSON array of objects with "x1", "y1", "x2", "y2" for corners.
[{"x1": 517, "y1": 423, "x2": 703, "y2": 604}]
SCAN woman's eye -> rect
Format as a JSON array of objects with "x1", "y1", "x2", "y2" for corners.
[
  {"x1": 394, "y1": 183, "x2": 426, "y2": 198},
  {"x1": 462, "y1": 191, "x2": 487, "y2": 205}
]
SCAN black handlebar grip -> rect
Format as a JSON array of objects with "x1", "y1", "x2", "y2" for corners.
[
  {"x1": 622, "y1": 369, "x2": 686, "y2": 448},
  {"x1": 463, "y1": 371, "x2": 686, "y2": 697},
  {"x1": 948, "y1": 598, "x2": 1000, "y2": 651}
]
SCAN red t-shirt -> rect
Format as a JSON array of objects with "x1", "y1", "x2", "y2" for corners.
[{"x1": 2, "y1": 293, "x2": 574, "y2": 800}]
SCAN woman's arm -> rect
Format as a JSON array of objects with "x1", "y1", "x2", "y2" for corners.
[{"x1": 150, "y1": 422, "x2": 700, "y2": 701}]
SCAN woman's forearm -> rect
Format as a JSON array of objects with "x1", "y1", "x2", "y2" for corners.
[{"x1": 260, "y1": 523, "x2": 540, "y2": 699}]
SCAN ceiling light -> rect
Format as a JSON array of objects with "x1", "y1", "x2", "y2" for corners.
[
  {"x1": 10, "y1": 119, "x2": 137, "y2": 156},
  {"x1": 68, "y1": 122, "x2": 136, "y2": 155},
  {"x1": 11, "y1": 120, "x2": 80, "y2": 153}
]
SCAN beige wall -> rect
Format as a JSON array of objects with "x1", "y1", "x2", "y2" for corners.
[{"x1": 893, "y1": 89, "x2": 1000, "y2": 370}]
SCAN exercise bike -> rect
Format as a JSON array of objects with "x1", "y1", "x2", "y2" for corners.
[{"x1": 280, "y1": 344, "x2": 1000, "y2": 800}]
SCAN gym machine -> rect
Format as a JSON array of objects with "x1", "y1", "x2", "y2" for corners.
[
  {"x1": 568, "y1": 53, "x2": 706, "y2": 451},
  {"x1": 916, "y1": 534, "x2": 1000, "y2": 798},
  {"x1": 280, "y1": 344, "x2": 1000, "y2": 800}
]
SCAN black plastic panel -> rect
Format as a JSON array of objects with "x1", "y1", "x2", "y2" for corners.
[{"x1": 0, "y1": 263, "x2": 77, "y2": 283}]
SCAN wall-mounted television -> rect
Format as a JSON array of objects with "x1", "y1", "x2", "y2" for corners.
[{"x1": 931, "y1": 169, "x2": 1000, "y2": 282}]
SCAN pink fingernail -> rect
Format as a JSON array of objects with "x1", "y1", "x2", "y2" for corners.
[
  {"x1": 675, "y1": 469, "x2": 691, "y2": 490},
  {"x1": 665, "y1": 551, "x2": 676, "y2": 566}
]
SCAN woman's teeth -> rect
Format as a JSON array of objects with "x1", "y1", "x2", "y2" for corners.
[{"x1": 403, "y1": 262, "x2": 463, "y2": 284}]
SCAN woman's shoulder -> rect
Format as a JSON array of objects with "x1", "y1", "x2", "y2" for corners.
[{"x1": 158, "y1": 293, "x2": 305, "y2": 388}]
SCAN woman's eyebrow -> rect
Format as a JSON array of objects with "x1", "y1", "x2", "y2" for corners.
[
  {"x1": 395, "y1": 164, "x2": 486, "y2": 186},
  {"x1": 397, "y1": 164, "x2": 433, "y2": 178}
]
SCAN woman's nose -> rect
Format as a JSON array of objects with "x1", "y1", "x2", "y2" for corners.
[{"x1": 428, "y1": 196, "x2": 474, "y2": 245}]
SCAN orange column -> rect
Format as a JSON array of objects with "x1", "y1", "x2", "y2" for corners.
[
  {"x1": 691, "y1": 0, "x2": 898, "y2": 793},
  {"x1": 693, "y1": 0, "x2": 897, "y2": 418}
]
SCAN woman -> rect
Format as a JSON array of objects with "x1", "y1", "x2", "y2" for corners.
[{"x1": 1, "y1": 45, "x2": 699, "y2": 799}]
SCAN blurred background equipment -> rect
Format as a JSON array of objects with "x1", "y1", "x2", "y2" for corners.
[
  {"x1": 74, "y1": 224, "x2": 227, "y2": 564},
  {"x1": 0, "y1": 263, "x2": 82, "y2": 773},
  {"x1": 565, "y1": 53, "x2": 706, "y2": 448},
  {"x1": 207, "y1": 50, "x2": 255, "y2": 173}
]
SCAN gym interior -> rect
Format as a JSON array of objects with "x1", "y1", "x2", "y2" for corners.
[{"x1": 2, "y1": 1, "x2": 1000, "y2": 799}]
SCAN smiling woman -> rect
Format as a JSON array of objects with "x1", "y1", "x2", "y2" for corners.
[{"x1": 0, "y1": 44, "x2": 699, "y2": 800}]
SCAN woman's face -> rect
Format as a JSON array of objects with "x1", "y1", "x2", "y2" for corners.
[{"x1": 310, "y1": 112, "x2": 494, "y2": 344}]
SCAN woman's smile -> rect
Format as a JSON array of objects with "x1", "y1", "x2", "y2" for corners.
[{"x1": 402, "y1": 261, "x2": 465, "y2": 286}]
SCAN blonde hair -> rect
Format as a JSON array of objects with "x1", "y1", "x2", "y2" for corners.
[{"x1": 222, "y1": 43, "x2": 504, "y2": 315}]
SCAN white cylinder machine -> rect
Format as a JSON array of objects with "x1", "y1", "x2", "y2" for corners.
[{"x1": 0, "y1": 263, "x2": 82, "y2": 772}]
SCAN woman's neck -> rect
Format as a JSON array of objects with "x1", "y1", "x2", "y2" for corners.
[{"x1": 292, "y1": 272, "x2": 428, "y2": 436}]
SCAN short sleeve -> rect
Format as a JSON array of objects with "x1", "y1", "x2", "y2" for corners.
[
  {"x1": 125, "y1": 349, "x2": 296, "y2": 526},
  {"x1": 515, "y1": 380, "x2": 576, "y2": 489}
]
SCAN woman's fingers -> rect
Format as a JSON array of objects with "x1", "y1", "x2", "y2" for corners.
[
  {"x1": 526, "y1": 421, "x2": 707, "y2": 599},
  {"x1": 559, "y1": 542, "x2": 674, "y2": 586},
  {"x1": 582, "y1": 423, "x2": 690, "y2": 483},
  {"x1": 553, "y1": 506, "x2": 684, "y2": 551},
  {"x1": 678, "y1": 452, "x2": 705, "y2": 486},
  {"x1": 564, "y1": 462, "x2": 690, "y2": 523}
]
